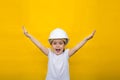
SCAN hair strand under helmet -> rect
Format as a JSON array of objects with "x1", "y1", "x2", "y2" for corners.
[{"x1": 48, "y1": 28, "x2": 69, "y2": 44}]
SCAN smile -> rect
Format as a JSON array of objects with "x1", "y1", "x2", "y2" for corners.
[{"x1": 55, "y1": 49, "x2": 61, "y2": 53}]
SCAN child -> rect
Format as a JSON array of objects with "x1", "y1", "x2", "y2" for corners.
[{"x1": 22, "y1": 27, "x2": 96, "y2": 80}]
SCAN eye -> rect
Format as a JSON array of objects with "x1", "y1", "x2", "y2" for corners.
[
  {"x1": 53, "y1": 42, "x2": 57, "y2": 45},
  {"x1": 59, "y1": 42, "x2": 64, "y2": 45}
]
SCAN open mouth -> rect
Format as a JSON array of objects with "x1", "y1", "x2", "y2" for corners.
[{"x1": 55, "y1": 49, "x2": 61, "y2": 53}]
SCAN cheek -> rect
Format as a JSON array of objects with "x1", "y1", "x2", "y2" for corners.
[
  {"x1": 61, "y1": 45, "x2": 65, "y2": 48},
  {"x1": 53, "y1": 45, "x2": 56, "y2": 48},
  {"x1": 51, "y1": 45, "x2": 55, "y2": 48}
]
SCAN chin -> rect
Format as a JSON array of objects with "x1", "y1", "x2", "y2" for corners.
[{"x1": 55, "y1": 52, "x2": 62, "y2": 55}]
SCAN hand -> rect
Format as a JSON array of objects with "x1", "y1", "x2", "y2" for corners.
[
  {"x1": 86, "y1": 30, "x2": 96, "y2": 40},
  {"x1": 22, "y1": 26, "x2": 30, "y2": 38}
]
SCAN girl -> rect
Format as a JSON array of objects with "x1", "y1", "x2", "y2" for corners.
[{"x1": 22, "y1": 27, "x2": 96, "y2": 80}]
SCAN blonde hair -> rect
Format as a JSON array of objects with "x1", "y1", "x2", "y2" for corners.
[{"x1": 49, "y1": 39, "x2": 67, "y2": 45}]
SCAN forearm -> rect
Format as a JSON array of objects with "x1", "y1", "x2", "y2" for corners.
[
  {"x1": 26, "y1": 33, "x2": 48, "y2": 55},
  {"x1": 73, "y1": 38, "x2": 88, "y2": 52},
  {"x1": 69, "y1": 38, "x2": 89, "y2": 56},
  {"x1": 28, "y1": 34, "x2": 42, "y2": 48},
  {"x1": 69, "y1": 30, "x2": 96, "y2": 57}
]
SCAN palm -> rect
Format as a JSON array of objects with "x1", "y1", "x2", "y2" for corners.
[
  {"x1": 87, "y1": 30, "x2": 96, "y2": 40},
  {"x1": 22, "y1": 26, "x2": 29, "y2": 37}
]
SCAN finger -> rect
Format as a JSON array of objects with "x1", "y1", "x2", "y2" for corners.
[
  {"x1": 93, "y1": 30, "x2": 96, "y2": 34},
  {"x1": 91, "y1": 30, "x2": 96, "y2": 38},
  {"x1": 23, "y1": 27, "x2": 27, "y2": 32},
  {"x1": 22, "y1": 26, "x2": 25, "y2": 31},
  {"x1": 92, "y1": 30, "x2": 96, "y2": 35}
]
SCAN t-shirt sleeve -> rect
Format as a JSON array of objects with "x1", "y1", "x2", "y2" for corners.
[
  {"x1": 65, "y1": 49, "x2": 70, "y2": 59},
  {"x1": 47, "y1": 48, "x2": 51, "y2": 58}
]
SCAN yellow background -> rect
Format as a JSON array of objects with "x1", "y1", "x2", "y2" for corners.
[{"x1": 0, "y1": 0, "x2": 120, "y2": 80}]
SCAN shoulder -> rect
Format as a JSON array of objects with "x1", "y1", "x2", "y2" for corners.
[
  {"x1": 64, "y1": 49, "x2": 69, "y2": 53},
  {"x1": 64, "y1": 49, "x2": 70, "y2": 58},
  {"x1": 47, "y1": 48, "x2": 54, "y2": 57}
]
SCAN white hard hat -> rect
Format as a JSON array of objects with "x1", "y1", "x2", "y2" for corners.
[{"x1": 48, "y1": 28, "x2": 69, "y2": 44}]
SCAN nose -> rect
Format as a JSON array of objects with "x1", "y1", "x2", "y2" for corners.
[{"x1": 56, "y1": 43, "x2": 60, "y2": 48}]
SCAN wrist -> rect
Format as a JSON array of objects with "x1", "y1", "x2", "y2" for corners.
[
  {"x1": 25, "y1": 32, "x2": 31, "y2": 38},
  {"x1": 85, "y1": 37, "x2": 89, "y2": 41}
]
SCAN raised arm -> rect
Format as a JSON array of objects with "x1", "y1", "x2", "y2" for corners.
[
  {"x1": 68, "y1": 30, "x2": 96, "y2": 57},
  {"x1": 22, "y1": 26, "x2": 49, "y2": 56}
]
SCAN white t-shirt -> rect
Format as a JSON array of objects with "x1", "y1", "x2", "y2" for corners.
[{"x1": 46, "y1": 49, "x2": 70, "y2": 80}]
